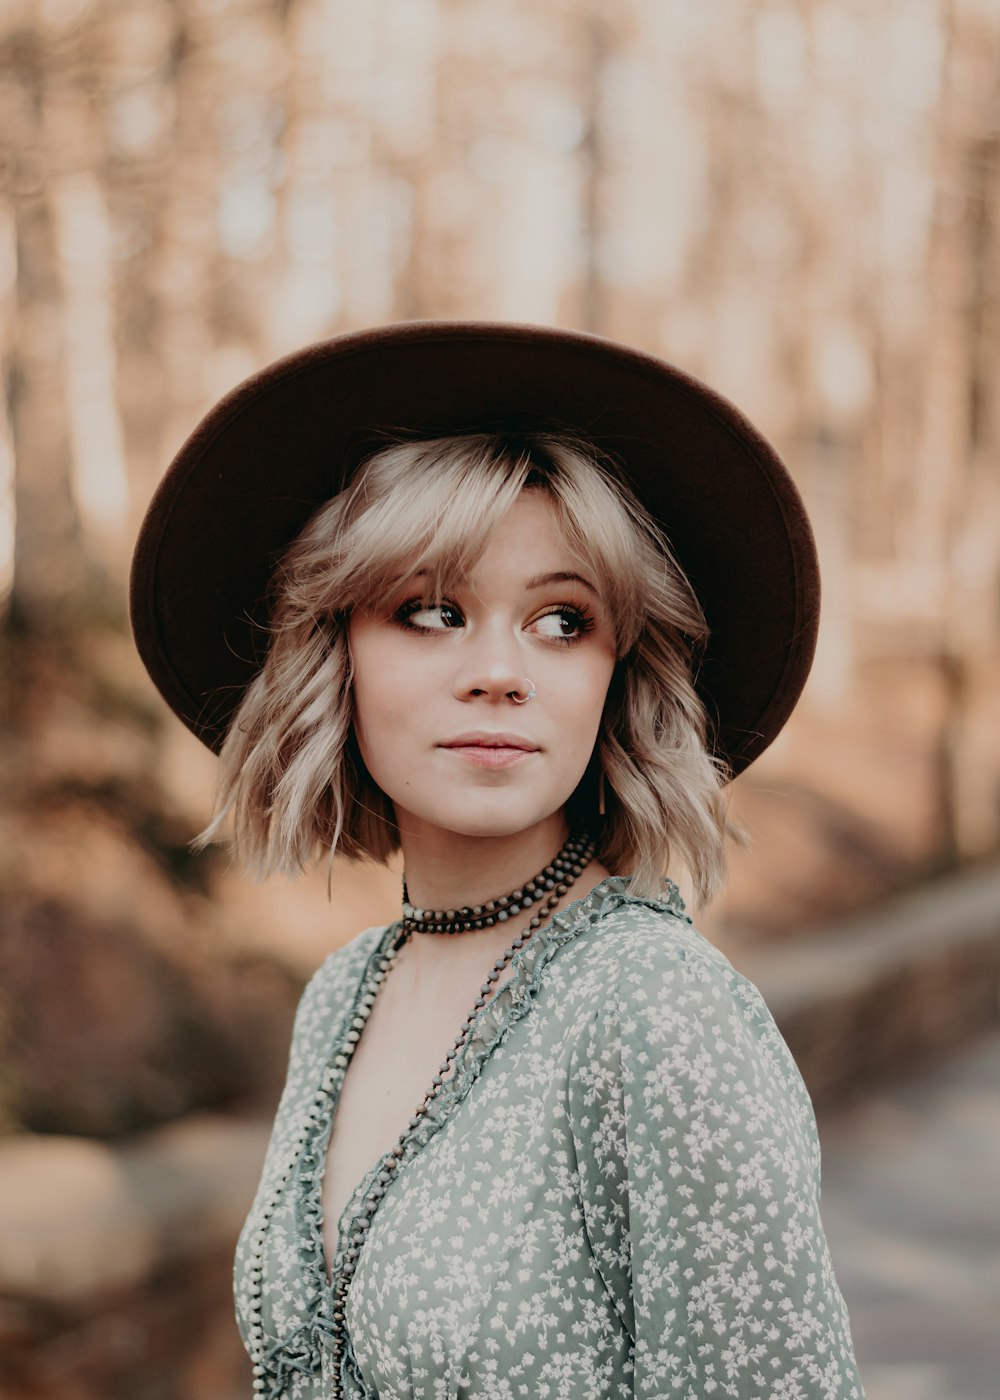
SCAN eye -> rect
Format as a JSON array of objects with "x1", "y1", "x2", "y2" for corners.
[
  {"x1": 395, "y1": 600, "x2": 465, "y2": 632},
  {"x1": 531, "y1": 606, "x2": 595, "y2": 645}
]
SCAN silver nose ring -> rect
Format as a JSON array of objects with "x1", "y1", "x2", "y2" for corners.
[{"x1": 510, "y1": 679, "x2": 537, "y2": 704}]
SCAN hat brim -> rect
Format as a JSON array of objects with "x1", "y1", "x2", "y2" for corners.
[{"x1": 129, "y1": 320, "x2": 819, "y2": 775}]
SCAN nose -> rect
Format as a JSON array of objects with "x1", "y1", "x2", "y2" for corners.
[{"x1": 452, "y1": 622, "x2": 531, "y2": 704}]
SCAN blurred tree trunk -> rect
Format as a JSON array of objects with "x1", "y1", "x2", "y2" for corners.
[
  {"x1": 8, "y1": 157, "x2": 85, "y2": 632},
  {"x1": 925, "y1": 0, "x2": 1000, "y2": 862},
  {"x1": 3, "y1": 21, "x2": 125, "y2": 634},
  {"x1": 579, "y1": 6, "x2": 608, "y2": 334}
]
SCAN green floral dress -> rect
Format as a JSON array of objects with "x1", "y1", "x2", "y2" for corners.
[{"x1": 234, "y1": 877, "x2": 866, "y2": 1399}]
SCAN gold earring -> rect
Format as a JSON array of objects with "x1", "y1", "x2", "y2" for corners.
[{"x1": 598, "y1": 769, "x2": 606, "y2": 817}]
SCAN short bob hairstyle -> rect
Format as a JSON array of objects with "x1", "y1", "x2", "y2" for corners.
[{"x1": 200, "y1": 431, "x2": 731, "y2": 904}]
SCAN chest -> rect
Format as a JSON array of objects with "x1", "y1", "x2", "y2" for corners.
[
  {"x1": 320, "y1": 954, "x2": 513, "y2": 1272},
  {"x1": 339, "y1": 998, "x2": 630, "y2": 1400},
  {"x1": 233, "y1": 915, "x2": 642, "y2": 1399}
]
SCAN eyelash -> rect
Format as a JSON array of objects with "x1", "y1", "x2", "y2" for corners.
[{"x1": 393, "y1": 598, "x2": 596, "y2": 647}]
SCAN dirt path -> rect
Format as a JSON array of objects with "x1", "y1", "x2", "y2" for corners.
[{"x1": 817, "y1": 1031, "x2": 1000, "y2": 1400}]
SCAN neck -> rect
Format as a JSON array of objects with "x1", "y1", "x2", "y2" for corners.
[{"x1": 398, "y1": 812, "x2": 572, "y2": 914}]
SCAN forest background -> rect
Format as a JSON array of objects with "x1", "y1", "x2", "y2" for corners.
[{"x1": 1, "y1": 0, "x2": 999, "y2": 1396}]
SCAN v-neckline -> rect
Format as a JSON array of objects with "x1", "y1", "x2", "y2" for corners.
[{"x1": 295, "y1": 877, "x2": 639, "y2": 1294}]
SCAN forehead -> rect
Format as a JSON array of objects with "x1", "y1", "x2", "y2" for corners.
[
  {"x1": 479, "y1": 489, "x2": 569, "y2": 551},
  {"x1": 407, "y1": 490, "x2": 597, "y2": 592}
]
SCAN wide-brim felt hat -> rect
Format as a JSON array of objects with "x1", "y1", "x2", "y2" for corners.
[{"x1": 129, "y1": 319, "x2": 820, "y2": 775}]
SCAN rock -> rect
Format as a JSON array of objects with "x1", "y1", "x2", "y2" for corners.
[{"x1": 0, "y1": 1114, "x2": 270, "y2": 1305}]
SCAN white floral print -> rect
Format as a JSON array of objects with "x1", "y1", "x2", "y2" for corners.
[{"x1": 234, "y1": 878, "x2": 865, "y2": 1399}]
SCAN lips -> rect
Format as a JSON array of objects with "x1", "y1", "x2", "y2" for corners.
[
  {"x1": 439, "y1": 732, "x2": 539, "y2": 751},
  {"x1": 439, "y1": 733, "x2": 540, "y2": 769}
]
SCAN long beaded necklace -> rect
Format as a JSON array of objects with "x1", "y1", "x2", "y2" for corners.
[
  {"x1": 242, "y1": 831, "x2": 597, "y2": 1397},
  {"x1": 320, "y1": 829, "x2": 596, "y2": 1394}
]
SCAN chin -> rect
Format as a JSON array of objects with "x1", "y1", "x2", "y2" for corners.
[
  {"x1": 449, "y1": 815, "x2": 542, "y2": 840},
  {"x1": 410, "y1": 805, "x2": 560, "y2": 842}
]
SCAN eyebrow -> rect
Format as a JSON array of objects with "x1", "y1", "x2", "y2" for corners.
[
  {"x1": 525, "y1": 570, "x2": 599, "y2": 595},
  {"x1": 402, "y1": 567, "x2": 600, "y2": 599}
]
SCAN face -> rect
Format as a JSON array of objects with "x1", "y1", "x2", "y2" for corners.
[{"x1": 347, "y1": 490, "x2": 617, "y2": 848}]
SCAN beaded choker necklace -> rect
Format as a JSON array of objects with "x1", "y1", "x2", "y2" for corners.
[{"x1": 401, "y1": 830, "x2": 594, "y2": 936}]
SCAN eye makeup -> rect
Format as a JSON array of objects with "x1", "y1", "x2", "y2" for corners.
[{"x1": 392, "y1": 597, "x2": 598, "y2": 646}]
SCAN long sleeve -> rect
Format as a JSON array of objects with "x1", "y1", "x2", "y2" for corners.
[{"x1": 567, "y1": 925, "x2": 866, "y2": 1399}]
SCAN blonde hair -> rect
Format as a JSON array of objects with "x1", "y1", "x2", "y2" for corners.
[{"x1": 198, "y1": 431, "x2": 731, "y2": 904}]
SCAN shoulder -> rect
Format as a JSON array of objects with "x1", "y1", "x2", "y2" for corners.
[
  {"x1": 290, "y1": 922, "x2": 389, "y2": 1043},
  {"x1": 570, "y1": 883, "x2": 817, "y2": 1139},
  {"x1": 251, "y1": 923, "x2": 393, "y2": 1168},
  {"x1": 573, "y1": 879, "x2": 749, "y2": 1012},
  {"x1": 311, "y1": 921, "x2": 388, "y2": 989}
]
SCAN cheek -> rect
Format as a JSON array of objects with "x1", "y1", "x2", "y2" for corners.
[
  {"x1": 580, "y1": 652, "x2": 617, "y2": 717},
  {"x1": 348, "y1": 630, "x2": 429, "y2": 760},
  {"x1": 556, "y1": 656, "x2": 615, "y2": 752},
  {"x1": 347, "y1": 632, "x2": 392, "y2": 754},
  {"x1": 350, "y1": 682, "x2": 404, "y2": 795}
]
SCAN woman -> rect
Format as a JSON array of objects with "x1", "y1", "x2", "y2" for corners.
[{"x1": 131, "y1": 321, "x2": 865, "y2": 1399}]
